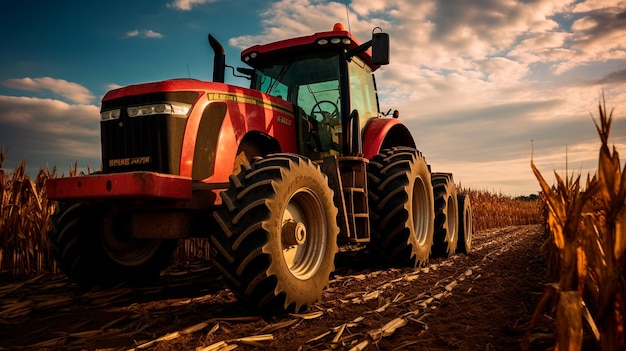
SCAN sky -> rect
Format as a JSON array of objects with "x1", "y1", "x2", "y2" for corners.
[{"x1": 1, "y1": 0, "x2": 625, "y2": 196}]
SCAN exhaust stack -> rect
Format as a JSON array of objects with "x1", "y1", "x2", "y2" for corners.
[{"x1": 208, "y1": 34, "x2": 225, "y2": 83}]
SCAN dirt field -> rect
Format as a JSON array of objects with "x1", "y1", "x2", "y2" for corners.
[{"x1": 0, "y1": 224, "x2": 548, "y2": 351}]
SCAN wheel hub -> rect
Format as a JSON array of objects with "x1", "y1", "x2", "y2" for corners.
[{"x1": 282, "y1": 220, "x2": 307, "y2": 246}]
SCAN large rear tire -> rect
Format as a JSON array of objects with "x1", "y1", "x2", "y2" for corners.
[
  {"x1": 431, "y1": 173, "x2": 459, "y2": 256},
  {"x1": 367, "y1": 147, "x2": 435, "y2": 267},
  {"x1": 211, "y1": 154, "x2": 339, "y2": 313},
  {"x1": 47, "y1": 203, "x2": 177, "y2": 287},
  {"x1": 456, "y1": 194, "x2": 473, "y2": 254}
]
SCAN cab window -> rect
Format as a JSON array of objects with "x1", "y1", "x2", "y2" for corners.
[{"x1": 348, "y1": 57, "x2": 378, "y2": 129}]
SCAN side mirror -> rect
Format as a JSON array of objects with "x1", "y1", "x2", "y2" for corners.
[{"x1": 371, "y1": 29, "x2": 389, "y2": 65}]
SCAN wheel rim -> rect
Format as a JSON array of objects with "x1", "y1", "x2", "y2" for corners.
[
  {"x1": 281, "y1": 188, "x2": 327, "y2": 280},
  {"x1": 101, "y1": 211, "x2": 162, "y2": 266},
  {"x1": 412, "y1": 176, "x2": 431, "y2": 246},
  {"x1": 447, "y1": 195, "x2": 458, "y2": 243},
  {"x1": 464, "y1": 206, "x2": 472, "y2": 247}
]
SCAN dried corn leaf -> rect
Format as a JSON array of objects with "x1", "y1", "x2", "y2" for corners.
[
  {"x1": 213, "y1": 316, "x2": 261, "y2": 323},
  {"x1": 102, "y1": 315, "x2": 134, "y2": 330},
  {"x1": 367, "y1": 328, "x2": 382, "y2": 341},
  {"x1": 419, "y1": 297, "x2": 434, "y2": 308},
  {"x1": 34, "y1": 295, "x2": 73, "y2": 310},
  {"x1": 0, "y1": 300, "x2": 32, "y2": 318},
  {"x1": 445, "y1": 280, "x2": 458, "y2": 292},
  {"x1": 305, "y1": 330, "x2": 331, "y2": 344},
  {"x1": 381, "y1": 317, "x2": 407, "y2": 337},
  {"x1": 366, "y1": 302, "x2": 390, "y2": 314},
  {"x1": 290, "y1": 311, "x2": 324, "y2": 320},
  {"x1": 207, "y1": 323, "x2": 220, "y2": 337},
  {"x1": 392, "y1": 293, "x2": 404, "y2": 303},
  {"x1": 344, "y1": 292, "x2": 362, "y2": 299},
  {"x1": 405, "y1": 273, "x2": 419, "y2": 282},
  {"x1": 136, "y1": 331, "x2": 181, "y2": 349},
  {"x1": 581, "y1": 300, "x2": 600, "y2": 342},
  {"x1": 196, "y1": 340, "x2": 230, "y2": 351},
  {"x1": 27, "y1": 337, "x2": 67, "y2": 349},
  {"x1": 69, "y1": 329, "x2": 101, "y2": 338},
  {"x1": 348, "y1": 340, "x2": 369, "y2": 351},
  {"x1": 182, "y1": 321, "x2": 210, "y2": 334},
  {"x1": 361, "y1": 290, "x2": 380, "y2": 301},
  {"x1": 352, "y1": 274, "x2": 366, "y2": 281},
  {"x1": 332, "y1": 323, "x2": 347, "y2": 342},
  {"x1": 259, "y1": 318, "x2": 297, "y2": 333},
  {"x1": 232, "y1": 334, "x2": 273, "y2": 346}
]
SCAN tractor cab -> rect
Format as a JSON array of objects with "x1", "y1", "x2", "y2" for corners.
[{"x1": 241, "y1": 23, "x2": 389, "y2": 159}]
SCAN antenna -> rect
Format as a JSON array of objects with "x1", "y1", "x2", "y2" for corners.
[
  {"x1": 344, "y1": 0, "x2": 351, "y2": 33},
  {"x1": 186, "y1": 63, "x2": 191, "y2": 78}
]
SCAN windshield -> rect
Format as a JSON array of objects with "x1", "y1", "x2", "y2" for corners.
[{"x1": 251, "y1": 52, "x2": 340, "y2": 117}]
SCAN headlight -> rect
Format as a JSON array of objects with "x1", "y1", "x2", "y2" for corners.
[
  {"x1": 127, "y1": 103, "x2": 191, "y2": 117},
  {"x1": 100, "y1": 109, "x2": 121, "y2": 120}
]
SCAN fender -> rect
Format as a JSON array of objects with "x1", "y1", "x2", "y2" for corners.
[
  {"x1": 180, "y1": 83, "x2": 297, "y2": 182},
  {"x1": 362, "y1": 117, "x2": 416, "y2": 159}
]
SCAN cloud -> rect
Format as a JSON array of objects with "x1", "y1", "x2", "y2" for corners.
[
  {"x1": 595, "y1": 68, "x2": 626, "y2": 84},
  {"x1": 0, "y1": 95, "x2": 101, "y2": 172},
  {"x1": 167, "y1": 0, "x2": 219, "y2": 11},
  {"x1": 126, "y1": 29, "x2": 163, "y2": 39},
  {"x1": 2, "y1": 77, "x2": 95, "y2": 104},
  {"x1": 229, "y1": 0, "x2": 626, "y2": 195},
  {"x1": 229, "y1": 0, "x2": 350, "y2": 49},
  {"x1": 106, "y1": 83, "x2": 124, "y2": 91}
]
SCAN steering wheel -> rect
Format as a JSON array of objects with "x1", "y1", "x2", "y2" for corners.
[{"x1": 310, "y1": 100, "x2": 339, "y2": 125}]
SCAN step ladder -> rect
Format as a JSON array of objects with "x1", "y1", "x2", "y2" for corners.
[{"x1": 323, "y1": 156, "x2": 370, "y2": 242}]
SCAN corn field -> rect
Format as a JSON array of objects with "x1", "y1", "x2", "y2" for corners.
[
  {"x1": 529, "y1": 99, "x2": 625, "y2": 350},
  {"x1": 0, "y1": 149, "x2": 57, "y2": 276},
  {"x1": 458, "y1": 186, "x2": 542, "y2": 232},
  {"x1": 0, "y1": 150, "x2": 540, "y2": 278}
]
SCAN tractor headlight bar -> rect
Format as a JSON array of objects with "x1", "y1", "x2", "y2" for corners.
[
  {"x1": 100, "y1": 109, "x2": 121, "y2": 120},
  {"x1": 126, "y1": 103, "x2": 191, "y2": 117}
]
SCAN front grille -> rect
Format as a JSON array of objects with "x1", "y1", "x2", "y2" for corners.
[{"x1": 100, "y1": 92, "x2": 199, "y2": 175}]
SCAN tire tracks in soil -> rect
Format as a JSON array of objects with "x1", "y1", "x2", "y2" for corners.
[
  {"x1": 0, "y1": 225, "x2": 543, "y2": 351},
  {"x1": 278, "y1": 225, "x2": 540, "y2": 351}
]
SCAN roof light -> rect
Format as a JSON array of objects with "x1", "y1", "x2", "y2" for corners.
[
  {"x1": 342, "y1": 38, "x2": 351, "y2": 45},
  {"x1": 330, "y1": 38, "x2": 341, "y2": 44},
  {"x1": 250, "y1": 52, "x2": 257, "y2": 58},
  {"x1": 333, "y1": 23, "x2": 345, "y2": 31},
  {"x1": 317, "y1": 39, "x2": 329, "y2": 45}
]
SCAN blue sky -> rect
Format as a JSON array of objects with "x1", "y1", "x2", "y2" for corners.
[{"x1": 1, "y1": 0, "x2": 625, "y2": 196}]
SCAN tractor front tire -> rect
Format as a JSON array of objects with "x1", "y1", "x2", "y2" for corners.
[
  {"x1": 47, "y1": 202, "x2": 177, "y2": 288},
  {"x1": 367, "y1": 147, "x2": 435, "y2": 267},
  {"x1": 211, "y1": 154, "x2": 339, "y2": 314},
  {"x1": 456, "y1": 194, "x2": 473, "y2": 254},
  {"x1": 431, "y1": 173, "x2": 459, "y2": 256}
]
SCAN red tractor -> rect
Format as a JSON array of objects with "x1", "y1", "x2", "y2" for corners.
[{"x1": 46, "y1": 23, "x2": 473, "y2": 313}]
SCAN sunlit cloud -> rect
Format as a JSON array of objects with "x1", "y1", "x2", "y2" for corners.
[
  {"x1": 126, "y1": 29, "x2": 163, "y2": 39},
  {"x1": 2, "y1": 0, "x2": 622, "y2": 195},
  {"x1": 226, "y1": 0, "x2": 626, "y2": 195},
  {"x1": 105, "y1": 83, "x2": 123, "y2": 91},
  {"x1": 2, "y1": 77, "x2": 95, "y2": 104},
  {"x1": 167, "y1": 0, "x2": 219, "y2": 11}
]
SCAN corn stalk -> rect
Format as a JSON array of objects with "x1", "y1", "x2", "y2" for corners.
[
  {"x1": 528, "y1": 97, "x2": 625, "y2": 350},
  {"x1": 0, "y1": 148, "x2": 57, "y2": 275}
]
